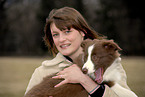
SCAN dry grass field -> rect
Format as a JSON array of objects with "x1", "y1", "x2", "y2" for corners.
[{"x1": 0, "y1": 56, "x2": 144, "y2": 97}]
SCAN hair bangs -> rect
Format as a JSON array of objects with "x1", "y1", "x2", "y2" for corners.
[{"x1": 53, "y1": 18, "x2": 74, "y2": 31}]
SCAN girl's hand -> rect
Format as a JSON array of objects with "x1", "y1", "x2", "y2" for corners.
[
  {"x1": 52, "y1": 64, "x2": 85, "y2": 87},
  {"x1": 52, "y1": 64, "x2": 99, "y2": 94}
]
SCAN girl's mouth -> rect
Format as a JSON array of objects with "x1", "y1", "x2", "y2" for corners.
[{"x1": 60, "y1": 44, "x2": 71, "y2": 49}]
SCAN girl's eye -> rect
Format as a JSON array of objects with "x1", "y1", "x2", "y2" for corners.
[
  {"x1": 52, "y1": 33, "x2": 59, "y2": 37},
  {"x1": 65, "y1": 30, "x2": 71, "y2": 34}
]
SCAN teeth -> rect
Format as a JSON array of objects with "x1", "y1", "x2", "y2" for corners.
[{"x1": 61, "y1": 44, "x2": 70, "y2": 48}]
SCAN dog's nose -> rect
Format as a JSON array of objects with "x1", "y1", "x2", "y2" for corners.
[{"x1": 82, "y1": 68, "x2": 88, "y2": 74}]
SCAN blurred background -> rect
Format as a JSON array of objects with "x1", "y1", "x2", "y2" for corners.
[
  {"x1": 0, "y1": 0, "x2": 145, "y2": 56},
  {"x1": 0, "y1": 0, "x2": 145, "y2": 97}
]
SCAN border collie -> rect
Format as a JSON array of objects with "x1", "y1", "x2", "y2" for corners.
[{"x1": 24, "y1": 39, "x2": 137, "y2": 97}]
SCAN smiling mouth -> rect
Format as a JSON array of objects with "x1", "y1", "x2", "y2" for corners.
[{"x1": 60, "y1": 44, "x2": 71, "y2": 48}]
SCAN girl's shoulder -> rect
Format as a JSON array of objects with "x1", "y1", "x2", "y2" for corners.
[{"x1": 41, "y1": 53, "x2": 66, "y2": 67}]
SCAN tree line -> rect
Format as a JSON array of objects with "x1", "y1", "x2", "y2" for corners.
[{"x1": 0, "y1": 0, "x2": 145, "y2": 56}]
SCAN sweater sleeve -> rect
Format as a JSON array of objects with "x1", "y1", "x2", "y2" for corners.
[
  {"x1": 89, "y1": 84, "x2": 105, "y2": 97},
  {"x1": 89, "y1": 84, "x2": 119, "y2": 97},
  {"x1": 24, "y1": 68, "x2": 43, "y2": 94}
]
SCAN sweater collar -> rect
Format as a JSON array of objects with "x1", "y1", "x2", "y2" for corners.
[{"x1": 42, "y1": 53, "x2": 72, "y2": 67}]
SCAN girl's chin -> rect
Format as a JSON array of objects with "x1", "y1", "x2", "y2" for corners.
[
  {"x1": 59, "y1": 48, "x2": 71, "y2": 55},
  {"x1": 61, "y1": 52, "x2": 71, "y2": 56},
  {"x1": 60, "y1": 50, "x2": 73, "y2": 56}
]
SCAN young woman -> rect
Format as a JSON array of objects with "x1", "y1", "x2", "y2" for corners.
[{"x1": 25, "y1": 7, "x2": 136, "y2": 97}]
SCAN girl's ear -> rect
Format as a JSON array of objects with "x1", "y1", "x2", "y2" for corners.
[{"x1": 80, "y1": 31, "x2": 85, "y2": 37}]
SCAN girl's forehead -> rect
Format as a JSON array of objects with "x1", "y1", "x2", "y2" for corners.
[{"x1": 51, "y1": 22, "x2": 72, "y2": 32}]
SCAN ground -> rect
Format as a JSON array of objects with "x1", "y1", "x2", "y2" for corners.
[{"x1": 0, "y1": 56, "x2": 144, "y2": 97}]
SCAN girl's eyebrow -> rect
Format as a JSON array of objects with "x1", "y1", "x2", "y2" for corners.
[
  {"x1": 63, "y1": 28, "x2": 71, "y2": 32},
  {"x1": 52, "y1": 31, "x2": 58, "y2": 33},
  {"x1": 51, "y1": 28, "x2": 71, "y2": 33}
]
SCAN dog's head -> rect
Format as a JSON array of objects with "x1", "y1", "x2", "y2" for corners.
[{"x1": 81, "y1": 39, "x2": 122, "y2": 84}]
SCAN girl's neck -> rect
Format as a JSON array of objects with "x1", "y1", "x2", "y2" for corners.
[{"x1": 69, "y1": 48, "x2": 83, "y2": 63}]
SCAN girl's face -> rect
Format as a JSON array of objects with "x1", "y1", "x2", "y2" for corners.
[{"x1": 50, "y1": 23, "x2": 85, "y2": 59}]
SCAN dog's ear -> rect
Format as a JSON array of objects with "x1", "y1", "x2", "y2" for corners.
[
  {"x1": 103, "y1": 40, "x2": 122, "y2": 51},
  {"x1": 81, "y1": 39, "x2": 93, "y2": 49}
]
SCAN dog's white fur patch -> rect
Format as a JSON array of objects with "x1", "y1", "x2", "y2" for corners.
[{"x1": 82, "y1": 44, "x2": 95, "y2": 77}]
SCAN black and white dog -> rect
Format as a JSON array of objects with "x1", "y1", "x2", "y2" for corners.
[{"x1": 24, "y1": 39, "x2": 137, "y2": 97}]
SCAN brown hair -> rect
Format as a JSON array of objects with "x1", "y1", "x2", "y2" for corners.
[{"x1": 44, "y1": 7, "x2": 104, "y2": 55}]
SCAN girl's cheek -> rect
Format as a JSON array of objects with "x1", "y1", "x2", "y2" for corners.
[{"x1": 53, "y1": 39, "x2": 58, "y2": 46}]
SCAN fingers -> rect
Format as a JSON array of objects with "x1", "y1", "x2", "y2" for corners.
[
  {"x1": 54, "y1": 80, "x2": 68, "y2": 87},
  {"x1": 52, "y1": 75, "x2": 67, "y2": 87},
  {"x1": 52, "y1": 64, "x2": 81, "y2": 88},
  {"x1": 52, "y1": 75, "x2": 64, "y2": 79},
  {"x1": 53, "y1": 64, "x2": 78, "y2": 79},
  {"x1": 56, "y1": 71, "x2": 65, "y2": 75}
]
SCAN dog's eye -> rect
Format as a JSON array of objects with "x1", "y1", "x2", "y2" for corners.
[{"x1": 92, "y1": 55, "x2": 98, "y2": 61}]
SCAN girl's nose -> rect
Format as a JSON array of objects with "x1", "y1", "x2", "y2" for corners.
[{"x1": 59, "y1": 34, "x2": 66, "y2": 42}]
